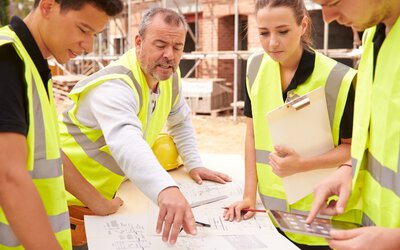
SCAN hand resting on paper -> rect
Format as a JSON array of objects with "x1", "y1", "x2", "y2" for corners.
[
  {"x1": 189, "y1": 167, "x2": 232, "y2": 185},
  {"x1": 223, "y1": 197, "x2": 257, "y2": 222}
]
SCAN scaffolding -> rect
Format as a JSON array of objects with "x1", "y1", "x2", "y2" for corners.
[{"x1": 61, "y1": 0, "x2": 362, "y2": 121}]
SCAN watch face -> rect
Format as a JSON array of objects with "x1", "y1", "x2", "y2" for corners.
[{"x1": 269, "y1": 209, "x2": 361, "y2": 238}]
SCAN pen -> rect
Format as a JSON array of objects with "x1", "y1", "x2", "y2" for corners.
[
  {"x1": 222, "y1": 207, "x2": 267, "y2": 213},
  {"x1": 195, "y1": 221, "x2": 211, "y2": 227},
  {"x1": 179, "y1": 221, "x2": 211, "y2": 233}
]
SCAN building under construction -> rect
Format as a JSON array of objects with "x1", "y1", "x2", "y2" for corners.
[{"x1": 57, "y1": 0, "x2": 361, "y2": 118}]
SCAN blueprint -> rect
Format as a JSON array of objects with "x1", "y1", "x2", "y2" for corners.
[
  {"x1": 147, "y1": 204, "x2": 276, "y2": 236},
  {"x1": 176, "y1": 180, "x2": 243, "y2": 207},
  {"x1": 85, "y1": 214, "x2": 298, "y2": 250}
]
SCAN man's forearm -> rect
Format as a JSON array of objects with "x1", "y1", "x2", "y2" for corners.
[{"x1": 62, "y1": 152, "x2": 109, "y2": 210}]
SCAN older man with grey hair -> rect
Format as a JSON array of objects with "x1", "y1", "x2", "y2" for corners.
[{"x1": 59, "y1": 7, "x2": 231, "y2": 246}]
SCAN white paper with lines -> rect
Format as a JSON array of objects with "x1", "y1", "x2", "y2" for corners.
[
  {"x1": 85, "y1": 212, "x2": 297, "y2": 250},
  {"x1": 147, "y1": 205, "x2": 276, "y2": 236},
  {"x1": 85, "y1": 214, "x2": 281, "y2": 250},
  {"x1": 192, "y1": 207, "x2": 276, "y2": 235},
  {"x1": 176, "y1": 180, "x2": 244, "y2": 207}
]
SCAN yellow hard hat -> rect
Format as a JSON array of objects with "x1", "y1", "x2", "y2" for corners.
[{"x1": 152, "y1": 133, "x2": 183, "y2": 171}]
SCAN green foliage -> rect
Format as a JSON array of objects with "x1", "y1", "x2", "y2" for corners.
[
  {"x1": 0, "y1": 0, "x2": 34, "y2": 26},
  {"x1": 0, "y1": 0, "x2": 10, "y2": 26},
  {"x1": 13, "y1": 0, "x2": 33, "y2": 18}
]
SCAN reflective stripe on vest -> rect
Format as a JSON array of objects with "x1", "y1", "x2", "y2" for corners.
[
  {"x1": 253, "y1": 57, "x2": 352, "y2": 180},
  {"x1": 255, "y1": 149, "x2": 270, "y2": 165},
  {"x1": 247, "y1": 51, "x2": 264, "y2": 90},
  {"x1": 0, "y1": 27, "x2": 70, "y2": 249},
  {"x1": 351, "y1": 21, "x2": 400, "y2": 228},
  {"x1": 248, "y1": 55, "x2": 350, "y2": 130},
  {"x1": 353, "y1": 150, "x2": 400, "y2": 198},
  {"x1": 256, "y1": 149, "x2": 281, "y2": 208},
  {"x1": 259, "y1": 193, "x2": 317, "y2": 215},
  {"x1": 60, "y1": 49, "x2": 182, "y2": 205},
  {"x1": 62, "y1": 107, "x2": 124, "y2": 176},
  {"x1": 75, "y1": 65, "x2": 144, "y2": 110},
  {"x1": 0, "y1": 212, "x2": 69, "y2": 247},
  {"x1": 171, "y1": 75, "x2": 179, "y2": 108},
  {"x1": 61, "y1": 65, "x2": 180, "y2": 176},
  {"x1": 31, "y1": 74, "x2": 63, "y2": 179},
  {"x1": 0, "y1": 35, "x2": 13, "y2": 41},
  {"x1": 325, "y1": 63, "x2": 350, "y2": 127},
  {"x1": 73, "y1": 65, "x2": 180, "y2": 110},
  {"x1": 352, "y1": 150, "x2": 400, "y2": 226},
  {"x1": 249, "y1": 50, "x2": 359, "y2": 245},
  {"x1": 259, "y1": 191, "x2": 287, "y2": 211},
  {"x1": 362, "y1": 213, "x2": 375, "y2": 226},
  {"x1": 29, "y1": 158, "x2": 62, "y2": 179}
]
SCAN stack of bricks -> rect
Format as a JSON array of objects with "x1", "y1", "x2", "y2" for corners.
[{"x1": 52, "y1": 74, "x2": 85, "y2": 113}]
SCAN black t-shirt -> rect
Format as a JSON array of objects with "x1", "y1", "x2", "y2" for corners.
[
  {"x1": 372, "y1": 23, "x2": 386, "y2": 76},
  {"x1": 244, "y1": 49, "x2": 355, "y2": 139},
  {"x1": 0, "y1": 16, "x2": 51, "y2": 136}
]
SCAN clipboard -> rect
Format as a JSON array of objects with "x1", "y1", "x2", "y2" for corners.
[{"x1": 266, "y1": 87, "x2": 336, "y2": 204}]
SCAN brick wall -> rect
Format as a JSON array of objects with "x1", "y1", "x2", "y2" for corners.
[{"x1": 128, "y1": 1, "x2": 354, "y2": 100}]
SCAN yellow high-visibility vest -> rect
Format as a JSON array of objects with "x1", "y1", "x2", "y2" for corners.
[
  {"x1": 0, "y1": 26, "x2": 71, "y2": 250},
  {"x1": 247, "y1": 50, "x2": 362, "y2": 245},
  {"x1": 59, "y1": 49, "x2": 181, "y2": 205},
  {"x1": 352, "y1": 18, "x2": 400, "y2": 227}
]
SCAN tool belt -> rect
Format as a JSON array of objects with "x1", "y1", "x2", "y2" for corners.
[{"x1": 68, "y1": 206, "x2": 95, "y2": 246}]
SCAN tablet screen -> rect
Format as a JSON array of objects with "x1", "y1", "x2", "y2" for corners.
[{"x1": 269, "y1": 209, "x2": 361, "y2": 238}]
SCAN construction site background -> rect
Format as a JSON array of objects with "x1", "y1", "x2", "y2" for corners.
[
  {"x1": 5, "y1": 0, "x2": 362, "y2": 138},
  {"x1": 0, "y1": 0, "x2": 366, "y2": 187},
  {"x1": 46, "y1": 0, "x2": 361, "y2": 119}
]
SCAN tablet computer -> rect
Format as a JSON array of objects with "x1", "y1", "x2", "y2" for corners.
[{"x1": 269, "y1": 209, "x2": 361, "y2": 238}]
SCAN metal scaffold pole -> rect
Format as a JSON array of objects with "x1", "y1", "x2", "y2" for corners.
[
  {"x1": 323, "y1": 22, "x2": 329, "y2": 55},
  {"x1": 195, "y1": 0, "x2": 199, "y2": 50},
  {"x1": 127, "y1": 0, "x2": 132, "y2": 50},
  {"x1": 233, "y1": 0, "x2": 239, "y2": 122}
]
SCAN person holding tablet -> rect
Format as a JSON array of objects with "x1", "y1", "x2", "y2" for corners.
[{"x1": 306, "y1": 0, "x2": 400, "y2": 249}]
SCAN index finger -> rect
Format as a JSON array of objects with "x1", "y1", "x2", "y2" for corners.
[{"x1": 306, "y1": 193, "x2": 327, "y2": 223}]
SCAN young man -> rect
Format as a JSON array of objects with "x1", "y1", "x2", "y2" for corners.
[
  {"x1": 59, "y1": 7, "x2": 231, "y2": 245},
  {"x1": 0, "y1": 0, "x2": 123, "y2": 249},
  {"x1": 306, "y1": 0, "x2": 400, "y2": 249}
]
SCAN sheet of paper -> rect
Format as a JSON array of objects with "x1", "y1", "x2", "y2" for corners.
[
  {"x1": 176, "y1": 180, "x2": 244, "y2": 207},
  {"x1": 85, "y1": 214, "x2": 152, "y2": 250},
  {"x1": 147, "y1": 204, "x2": 276, "y2": 236},
  {"x1": 267, "y1": 87, "x2": 336, "y2": 204},
  {"x1": 163, "y1": 234, "x2": 298, "y2": 250},
  {"x1": 85, "y1": 213, "x2": 298, "y2": 249},
  {"x1": 192, "y1": 207, "x2": 276, "y2": 235}
]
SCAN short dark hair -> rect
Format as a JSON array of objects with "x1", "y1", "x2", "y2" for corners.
[{"x1": 33, "y1": 0, "x2": 124, "y2": 16}]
